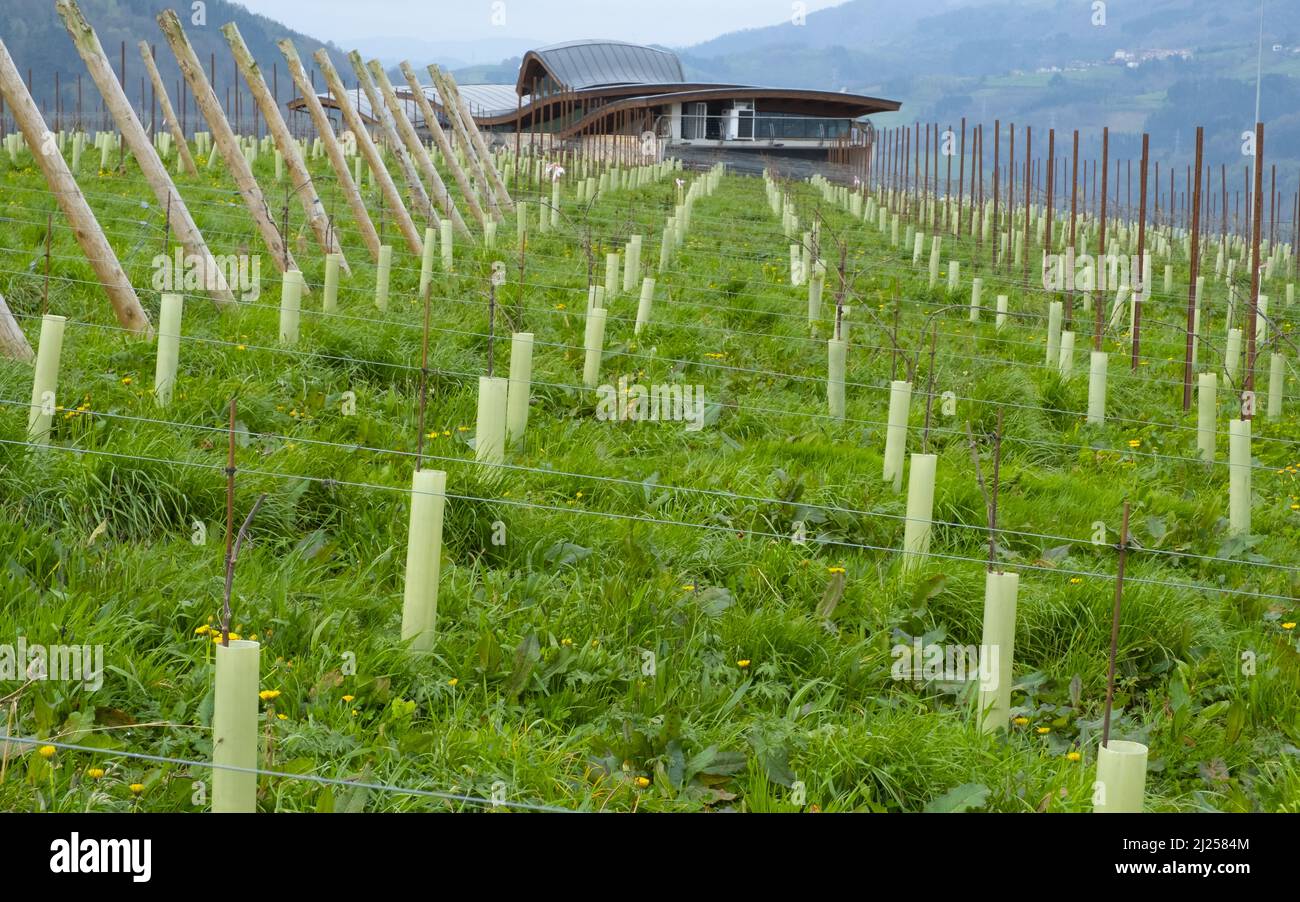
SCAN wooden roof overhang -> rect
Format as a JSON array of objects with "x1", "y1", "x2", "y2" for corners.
[
  {"x1": 474, "y1": 84, "x2": 901, "y2": 133},
  {"x1": 289, "y1": 82, "x2": 901, "y2": 134}
]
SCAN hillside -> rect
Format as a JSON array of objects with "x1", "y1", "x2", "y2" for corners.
[
  {"x1": 0, "y1": 0, "x2": 343, "y2": 123},
  {"x1": 678, "y1": 0, "x2": 1300, "y2": 200}
]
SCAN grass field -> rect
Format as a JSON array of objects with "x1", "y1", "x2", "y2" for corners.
[{"x1": 1, "y1": 131, "x2": 1299, "y2": 813}]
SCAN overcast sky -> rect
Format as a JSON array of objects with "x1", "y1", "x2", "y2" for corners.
[{"x1": 237, "y1": 0, "x2": 851, "y2": 48}]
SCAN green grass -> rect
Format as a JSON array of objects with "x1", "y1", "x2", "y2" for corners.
[{"x1": 0, "y1": 133, "x2": 1298, "y2": 813}]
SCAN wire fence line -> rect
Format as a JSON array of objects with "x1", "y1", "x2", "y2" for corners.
[
  {"x1": 0, "y1": 735, "x2": 576, "y2": 812},
  {"x1": 8, "y1": 269, "x2": 1300, "y2": 458},
  {"x1": 2, "y1": 133, "x2": 1297, "y2": 815},
  {"x1": 1, "y1": 174, "x2": 1288, "y2": 325},
  {"x1": 5, "y1": 395, "x2": 1300, "y2": 579},
  {"x1": 2, "y1": 435, "x2": 1295, "y2": 603}
]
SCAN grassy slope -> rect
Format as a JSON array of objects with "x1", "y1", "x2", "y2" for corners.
[{"x1": 0, "y1": 135, "x2": 1298, "y2": 812}]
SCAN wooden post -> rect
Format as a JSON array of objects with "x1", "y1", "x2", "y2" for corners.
[
  {"x1": 439, "y1": 65, "x2": 513, "y2": 213},
  {"x1": 278, "y1": 40, "x2": 380, "y2": 264},
  {"x1": 1245, "y1": 122, "x2": 1264, "y2": 414},
  {"x1": 398, "y1": 61, "x2": 488, "y2": 228},
  {"x1": 57, "y1": 1, "x2": 237, "y2": 314},
  {"x1": 1132, "y1": 134, "x2": 1149, "y2": 371},
  {"x1": 1045, "y1": 128, "x2": 1055, "y2": 282},
  {"x1": 1183, "y1": 127, "x2": 1204, "y2": 412},
  {"x1": 1101, "y1": 501, "x2": 1131, "y2": 747},
  {"x1": 0, "y1": 38, "x2": 151, "y2": 334},
  {"x1": 223, "y1": 24, "x2": 348, "y2": 271},
  {"x1": 1022, "y1": 126, "x2": 1031, "y2": 283},
  {"x1": 346, "y1": 51, "x2": 436, "y2": 228},
  {"x1": 156, "y1": 10, "x2": 301, "y2": 282},
  {"x1": 1067, "y1": 129, "x2": 1078, "y2": 329},
  {"x1": 313, "y1": 49, "x2": 423, "y2": 256},
  {"x1": 0, "y1": 289, "x2": 34, "y2": 362},
  {"x1": 137, "y1": 40, "x2": 195, "y2": 175},
  {"x1": 366, "y1": 59, "x2": 471, "y2": 238}
]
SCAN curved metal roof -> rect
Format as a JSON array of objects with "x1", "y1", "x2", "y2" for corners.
[{"x1": 526, "y1": 40, "x2": 685, "y2": 90}]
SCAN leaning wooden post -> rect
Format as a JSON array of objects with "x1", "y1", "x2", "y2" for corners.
[
  {"x1": 0, "y1": 39, "x2": 151, "y2": 334},
  {"x1": 398, "y1": 61, "x2": 487, "y2": 229},
  {"x1": 157, "y1": 10, "x2": 301, "y2": 283},
  {"x1": 137, "y1": 40, "x2": 196, "y2": 176},
  {"x1": 428, "y1": 66, "x2": 500, "y2": 213},
  {"x1": 366, "y1": 59, "x2": 470, "y2": 238},
  {"x1": 346, "y1": 51, "x2": 436, "y2": 228},
  {"x1": 224, "y1": 23, "x2": 348, "y2": 271},
  {"x1": 279, "y1": 40, "x2": 380, "y2": 263},
  {"x1": 313, "y1": 49, "x2": 423, "y2": 256},
  {"x1": 434, "y1": 65, "x2": 514, "y2": 214},
  {"x1": 0, "y1": 289, "x2": 34, "y2": 362},
  {"x1": 57, "y1": 1, "x2": 235, "y2": 311}
]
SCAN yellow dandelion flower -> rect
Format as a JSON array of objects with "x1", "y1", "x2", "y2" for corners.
[
  {"x1": 1013, "y1": 716, "x2": 1030, "y2": 726},
  {"x1": 1066, "y1": 751, "x2": 1081, "y2": 762},
  {"x1": 276, "y1": 713, "x2": 288, "y2": 720},
  {"x1": 737, "y1": 659, "x2": 751, "y2": 669},
  {"x1": 633, "y1": 776, "x2": 650, "y2": 788},
  {"x1": 194, "y1": 624, "x2": 212, "y2": 635},
  {"x1": 1127, "y1": 439, "x2": 1140, "y2": 448},
  {"x1": 38, "y1": 745, "x2": 56, "y2": 759},
  {"x1": 129, "y1": 783, "x2": 144, "y2": 795},
  {"x1": 87, "y1": 768, "x2": 105, "y2": 779},
  {"x1": 342, "y1": 694, "x2": 355, "y2": 702},
  {"x1": 1036, "y1": 727, "x2": 1051, "y2": 735},
  {"x1": 1069, "y1": 577, "x2": 1082, "y2": 585},
  {"x1": 561, "y1": 638, "x2": 573, "y2": 647},
  {"x1": 448, "y1": 678, "x2": 459, "y2": 686},
  {"x1": 1283, "y1": 622, "x2": 1296, "y2": 630},
  {"x1": 120, "y1": 377, "x2": 132, "y2": 385},
  {"x1": 827, "y1": 566, "x2": 846, "y2": 574},
  {"x1": 259, "y1": 690, "x2": 281, "y2": 701}
]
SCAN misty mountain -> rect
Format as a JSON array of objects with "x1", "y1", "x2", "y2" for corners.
[
  {"x1": 0, "y1": 0, "x2": 351, "y2": 123},
  {"x1": 676, "y1": 0, "x2": 1300, "y2": 197}
]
